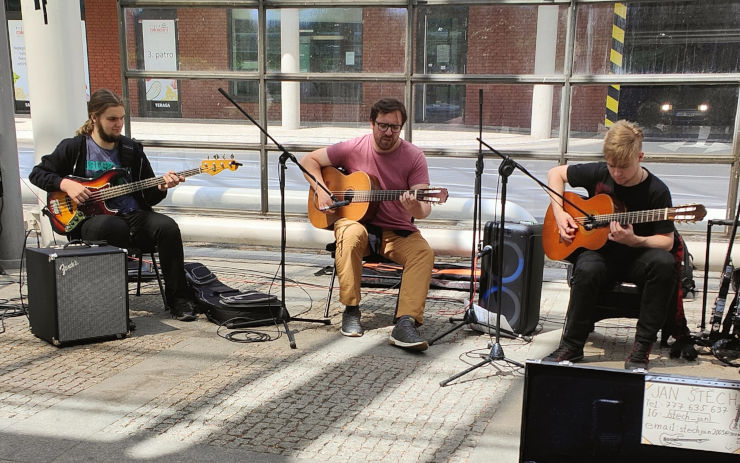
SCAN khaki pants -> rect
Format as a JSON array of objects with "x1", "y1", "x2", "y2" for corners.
[{"x1": 333, "y1": 218, "x2": 434, "y2": 324}]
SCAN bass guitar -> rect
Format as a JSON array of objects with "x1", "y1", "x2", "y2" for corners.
[
  {"x1": 44, "y1": 159, "x2": 241, "y2": 234},
  {"x1": 542, "y1": 192, "x2": 706, "y2": 261},
  {"x1": 307, "y1": 166, "x2": 448, "y2": 229}
]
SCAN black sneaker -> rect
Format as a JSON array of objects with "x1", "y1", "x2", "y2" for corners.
[
  {"x1": 543, "y1": 344, "x2": 584, "y2": 363},
  {"x1": 340, "y1": 306, "x2": 364, "y2": 337},
  {"x1": 389, "y1": 316, "x2": 428, "y2": 351},
  {"x1": 625, "y1": 340, "x2": 653, "y2": 371},
  {"x1": 171, "y1": 298, "x2": 198, "y2": 322}
]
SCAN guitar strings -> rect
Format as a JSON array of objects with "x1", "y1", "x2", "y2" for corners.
[
  {"x1": 570, "y1": 206, "x2": 688, "y2": 227},
  {"x1": 84, "y1": 167, "x2": 203, "y2": 202},
  {"x1": 327, "y1": 189, "x2": 444, "y2": 202}
]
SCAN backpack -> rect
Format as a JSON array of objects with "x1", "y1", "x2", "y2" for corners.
[{"x1": 184, "y1": 262, "x2": 287, "y2": 327}]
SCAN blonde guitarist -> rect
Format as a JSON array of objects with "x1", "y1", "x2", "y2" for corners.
[
  {"x1": 299, "y1": 98, "x2": 434, "y2": 351},
  {"x1": 29, "y1": 89, "x2": 198, "y2": 323},
  {"x1": 543, "y1": 120, "x2": 677, "y2": 370}
]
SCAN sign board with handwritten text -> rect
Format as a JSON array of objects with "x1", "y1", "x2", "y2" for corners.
[{"x1": 642, "y1": 377, "x2": 740, "y2": 454}]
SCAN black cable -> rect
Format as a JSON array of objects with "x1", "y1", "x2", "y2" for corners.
[
  {"x1": 18, "y1": 229, "x2": 33, "y2": 322},
  {"x1": 215, "y1": 316, "x2": 283, "y2": 343}
]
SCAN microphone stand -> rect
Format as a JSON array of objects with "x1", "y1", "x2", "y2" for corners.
[
  {"x1": 430, "y1": 89, "x2": 520, "y2": 345},
  {"x1": 440, "y1": 154, "x2": 523, "y2": 386},
  {"x1": 440, "y1": 138, "x2": 593, "y2": 386},
  {"x1": 218, "y1": 88, "x2": 330, "y2": 349}
]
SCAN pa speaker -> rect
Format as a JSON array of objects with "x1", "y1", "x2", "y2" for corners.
[
  {"x1": 479, "y1": 221, "x2": 544, "y2": 335},
  {"x1": 26, "y1": 244, "x2": 129, "y2": 346}
]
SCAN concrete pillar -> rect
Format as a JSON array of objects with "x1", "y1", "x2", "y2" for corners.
[
  {"x1": 530, "y1": 5, "x2": 559, "y2": 140},
  {"x1": 21, "y1": 0, "x2": 88, "y2": 244},
  {"x1": 0, "y1": 8, "x2": 26, "y2": 269},
  {"x1": 281, "y1": 9, "x2": 300, "y2": 129}
]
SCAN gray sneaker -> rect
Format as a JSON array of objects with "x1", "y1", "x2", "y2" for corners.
[
  {"x1": 340, "y1": 306, "x2": 364, "y2": 337},
  {"x1": 389, "y1": 315, "x2": 428, "y2": 351}
]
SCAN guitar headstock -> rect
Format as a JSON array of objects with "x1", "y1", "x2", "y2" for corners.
[
  {"x1": 201, "y1": 156, "x2": 242, "y2": 175},
  {"x1": 419, "y1": 187, "x2": 449, "y2": 205},
  {"x1": 670, "y1": 204, "x2": 707, "y2": 223}
]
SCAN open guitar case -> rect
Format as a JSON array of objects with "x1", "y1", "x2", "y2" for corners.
[{"x1": 184, "y1": 262, "x2": 287, "y2": 328}]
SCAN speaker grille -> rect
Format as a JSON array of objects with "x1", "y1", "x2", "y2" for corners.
[
  {"x1": 54, "y1": 252, "x2": 127, "y2": 342},
  {"x1": 479, "y1": 222, "x2": 544, "y2": 335}
]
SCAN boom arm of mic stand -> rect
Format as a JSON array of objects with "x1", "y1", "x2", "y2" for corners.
[
  {"x1": 217, "y1": 88, "x2": 337, "y2": 203},
  {"x1": 217, "y1": 88, "x2": 330, "y2": 349},
  {"x1": 476, "y1": 137, "x2": 596, "y2": 225}
]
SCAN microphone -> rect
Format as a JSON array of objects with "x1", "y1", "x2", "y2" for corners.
[
  {"x1": 320, "y1": 200, "x2": 350, "y2": 211},
  {"x1": 477, "y1": 245, "x2": 493, "y2": 257}
]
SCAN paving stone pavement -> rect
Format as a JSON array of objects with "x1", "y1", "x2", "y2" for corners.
[{"x1": 0, "y1": 245, "x2": 737, "y2": 462}]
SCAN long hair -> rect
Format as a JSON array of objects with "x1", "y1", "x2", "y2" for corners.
[
  {"x1": 76, "y1": 89, "x2": 124, "y2": 136},
  {"x1": 602, "y1": 120, "x2": 644, "y2": 166},
  {"x1": 370, "y1": 98, "x2": 407, "y2": 125}
]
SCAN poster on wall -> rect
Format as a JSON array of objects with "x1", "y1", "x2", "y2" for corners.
[
  {"x1": 7, "y1": 19, "x2": 91, "y2": 113},
  {"x1": 141, "y1": 19, "x2": 180, "y2": 114},
  {"x1": 8, "y1": 20, "x2": 29, "y2": 112}
]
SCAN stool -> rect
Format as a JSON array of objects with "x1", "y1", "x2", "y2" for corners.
[
  {"x1": 129, "y1": 248, "x2": 167, "y2": 309},
  {"x1": 324, "y1": 242, "x2": 400, "y2": 319}
]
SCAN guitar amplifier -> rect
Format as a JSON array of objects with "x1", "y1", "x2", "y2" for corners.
[{"x1": 26, "y1": 244, "x2": 129, "y2": 346}]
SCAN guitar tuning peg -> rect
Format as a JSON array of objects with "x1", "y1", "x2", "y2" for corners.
[
  {"x1": 230, "y1": 154, "x2": 235, "y2": 159},
  {"x1": 214, "y1": 154, "x2": 220, "y2": 159}
]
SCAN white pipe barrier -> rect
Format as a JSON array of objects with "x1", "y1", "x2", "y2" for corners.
[{"x1": 21, "y1": 182, "x2": 729, "y2": 269}]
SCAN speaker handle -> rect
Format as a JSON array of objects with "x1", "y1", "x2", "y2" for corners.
[{"x1": 63, "y1": 239, "x2": 92, "y2": 249}]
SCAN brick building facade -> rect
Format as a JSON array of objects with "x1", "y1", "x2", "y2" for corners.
[{"x1": 81, "y1": 2, "x2": 608, "y2": 131}]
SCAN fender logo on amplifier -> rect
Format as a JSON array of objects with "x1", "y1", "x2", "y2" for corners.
[{"x1": 58, "y1": 260, "x2": 80, "y2": 276}]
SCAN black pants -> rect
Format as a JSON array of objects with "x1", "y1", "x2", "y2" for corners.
[
  {"x1": 563, "y1": 245, "x2": 677, "y2": 348},
  {"x1": 76, "y1": 210, "x2": 189, "y2": 306}
]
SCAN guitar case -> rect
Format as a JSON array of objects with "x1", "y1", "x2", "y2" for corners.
[{"x1": 184, "y1": 262, "x2": 287, "y2": 327}]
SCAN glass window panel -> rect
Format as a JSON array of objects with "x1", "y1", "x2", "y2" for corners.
[
  {"x1": 125, "y1": 77, "x2": 265, "y2": 125},
  {"x1": 265, "y1": 8, "x2": 405, "y2": 73},
  {"x1": 415, "y1": 4, "x2": 567, "y2": 75},
  {"x1": 413, "y1": 84, "x2": 562, "y2": 153},
  {"x1": 569, "y1": 84, "x2": 736, "y2": 153},
  {"x1": 124, "y1": 7, "x2": 259, "y2": 72},
  {"x1": 618, "y1": 85, "x2": 738, "y2": 143},
  {"x1": 574, "y1": 1, "x2": 740, "y2": 75},
  {"x1": 264, "y1": 80, "x2": 404, "y2": 129},
  {"x1": 122, "y1": 147, "x2": 265, "y2": 213},
  {"x1": 647, "y1": 163, "x2": 729, "y2": 222}
]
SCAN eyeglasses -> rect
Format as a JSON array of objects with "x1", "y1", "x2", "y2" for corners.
[{"x1": 375, "y1": 122, "x2": 403, "y2": 133}]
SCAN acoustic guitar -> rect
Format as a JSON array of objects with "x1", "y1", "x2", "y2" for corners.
[
  {"x1": 307, "y1": 166, "x2": 449, "y2": 229},
  {"x1": 44, "y1": 159, "x2": 241, "y2": 234},
  {"x1": 542, "y1": 192, "x2": 706, "y2": 261}
]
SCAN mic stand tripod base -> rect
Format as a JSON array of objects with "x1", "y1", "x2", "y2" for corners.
[
  {"x1": 439, "y1": 341, "x2": 524, "y2": 387},
  {"x1": 429, "y1": 305, "x2": 519, "y2": 345}
]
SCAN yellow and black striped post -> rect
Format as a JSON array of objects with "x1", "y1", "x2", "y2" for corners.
[{"x1": 605, "y1": 2, "x2": 627, "y2": 127}]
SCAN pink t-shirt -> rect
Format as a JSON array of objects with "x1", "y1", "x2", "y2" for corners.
[{"x1": 327, "y1": 134, "x2": 430, "y2": 232}]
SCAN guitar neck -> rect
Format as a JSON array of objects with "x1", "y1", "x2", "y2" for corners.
[
  {"x1": 338, "y1": 189, "x2": 424, "y2": 203},
  {"x1": 588, "y1": 207, "x2": 675, "y2": 227},
  {"x1": 93, "y1": 167, "x2": 203, "y2": 202}
]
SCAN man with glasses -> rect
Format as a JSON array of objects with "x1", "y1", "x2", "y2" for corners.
[{"x1": 300, "y1": 98, "x2": 434, "y2": 351}]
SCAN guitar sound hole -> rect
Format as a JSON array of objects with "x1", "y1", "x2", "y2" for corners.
[{"x1": 344, "y1": 190, "x2": 355, "y2": 203}]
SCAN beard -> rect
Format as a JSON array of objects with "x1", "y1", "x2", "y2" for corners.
[{"x1": 98, "y1": 127, "x2": 120, "y2": 144}]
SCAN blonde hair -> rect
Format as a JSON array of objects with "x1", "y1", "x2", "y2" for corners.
[
  {"x1": 602, "y1": 120, "x2": 643, "y2": 166},
  {"x1": 76, "y1": 89, "x2": 124, "y2": 136}
]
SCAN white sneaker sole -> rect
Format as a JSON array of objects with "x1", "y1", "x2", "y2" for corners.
[
  {"x1": 389, "y1": 336, "x2": 428, "y2": 351},
  {"x1": 340, "y1": 329, "x2": 364, "y2": 337}
]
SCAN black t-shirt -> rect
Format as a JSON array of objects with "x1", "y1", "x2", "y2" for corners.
[{"x1": 566, "y1": 162, "x2": 674, "y2": 237}]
